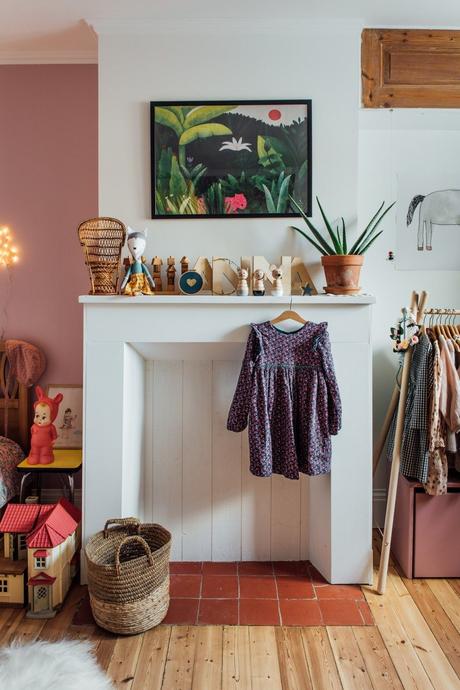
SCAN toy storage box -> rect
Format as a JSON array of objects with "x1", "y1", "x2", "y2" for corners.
[{"x1": 392, "y1": 474, "x2": 460, "y2": 578}]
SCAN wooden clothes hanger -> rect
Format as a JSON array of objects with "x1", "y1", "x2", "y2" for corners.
[{"x1": 270, "y1": 297, "x2": 307, "y2": 327}]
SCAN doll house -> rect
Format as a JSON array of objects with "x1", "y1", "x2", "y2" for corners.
[{"x1": 0, "y1": 498, "x2": 81, "y2": 617}]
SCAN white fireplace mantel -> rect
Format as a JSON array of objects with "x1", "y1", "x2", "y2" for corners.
[{"x1": 80, "y1": 294, "x2": 374, "y2": 584}]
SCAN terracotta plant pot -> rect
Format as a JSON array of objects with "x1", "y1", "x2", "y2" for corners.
[{"x1": 321, "y1": 255, "x2": 364, "y2": 295}]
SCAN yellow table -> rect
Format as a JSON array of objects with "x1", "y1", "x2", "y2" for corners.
[{"x1": 17, "y1": 449, "x2": 82, "y2": 503}]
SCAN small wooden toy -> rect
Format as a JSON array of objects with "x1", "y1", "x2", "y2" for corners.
[
  {"x1": 28, "y1": 386, "x2": 63, "y2": 465},
  {"x1": 271, "y1": 267, "x2": 283, "y2": 296},
  {"x1": 253, "y1": 269, "x2": 265, "y2": 296},
  {"x1": 254, "y1": 256, "x2": 291, "y2": 295},
  {"x1": 0, "y1": 498, "x2": 81, "y2": 616},
  {"x1": 152, "y1": 256, "x2": 163, "y2": 292},
  {"x1": 179, "y1": 270, "x2": 204, "y2": 295},
  {"x1": 121, "y1": 228, "x2": 155, "y2": 296},
  {"x1": 167, "y1": 256, "x2": 177, "y2": 292},
  {"x1": 237, "y1": 268, "x2": 249, "y2": 296},
  {"x1": 180, "y1": 256, "x2": 190, "y2": 275}
]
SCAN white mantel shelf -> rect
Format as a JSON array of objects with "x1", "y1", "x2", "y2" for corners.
[{"x1": 79, "y1": 294, "x2": 375, "y2": 304}]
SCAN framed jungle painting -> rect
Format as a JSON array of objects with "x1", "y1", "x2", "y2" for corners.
[{"x1": 151, "y1": 100, "x2": 312, "y2": 218}]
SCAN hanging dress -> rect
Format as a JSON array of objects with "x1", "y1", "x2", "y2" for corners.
[
  {"x1": 227, "y1": 321, "x2": 342, "y2": 480},
  {"x1": 387, "y1": 333, "x2": 433, "y2": 483}
]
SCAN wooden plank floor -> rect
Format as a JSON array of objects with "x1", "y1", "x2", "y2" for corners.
[{"x1": 1, "y1": 533, "x2": 459, "y2": 690}]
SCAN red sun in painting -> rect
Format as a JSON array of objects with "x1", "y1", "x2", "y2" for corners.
[{"x1": 268, "y1": 109, "x2": 281, "y2": 121}]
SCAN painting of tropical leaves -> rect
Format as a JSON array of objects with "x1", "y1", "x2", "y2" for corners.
[{"x1": 151, "y1": 100, "x2": 311, "y2": 218}]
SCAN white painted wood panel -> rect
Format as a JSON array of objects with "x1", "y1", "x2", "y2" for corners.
[
  {"x1": 152, "y1": 361, "x2": 183, "y2": 561},
  {"x1": 142, "y1": 360, "x2": 154, "y2": 523},
  {"x1": 270, "y1": 475, "x2": 302, "y2": 561},
  {"x1": 182, "y1": 361, "x2": 212, "y2": 561},
  {"x1": 211, "y1": 361, "x2": 243, "y2": 561},
  {"x1": 300, "y1": 475, "x2": 310, "y2": 560},
  {"x1": 241, "y1": 431, "x2": 272, "y2": 561}
]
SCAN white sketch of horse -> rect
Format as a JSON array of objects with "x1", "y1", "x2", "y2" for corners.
[{"x1": 406, "y1": 189, "x2": 460, "y2": 251}]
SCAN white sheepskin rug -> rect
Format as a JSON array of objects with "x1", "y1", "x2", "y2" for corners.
[{"x1": 0, "y1": 639, "x2": 114, "y2": 690}]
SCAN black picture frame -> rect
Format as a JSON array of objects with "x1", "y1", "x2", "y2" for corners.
[{"x1": 150, "y1": 100, "x2": 312, "y2": 219}]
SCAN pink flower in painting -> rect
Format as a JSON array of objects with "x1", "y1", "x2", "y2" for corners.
[
  {"x1": 233, "y1": 193, "x2": 247, "y2": 210},
  {"x1": 225, "y1": 193, "x2": 248, "y2": 213},
  {"x1": 197, "y1": 196, "x2": 207, "y2": 214}
]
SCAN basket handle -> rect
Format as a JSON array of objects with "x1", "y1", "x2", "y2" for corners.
[
  {"x1": 103, "y1": 517, "x2": 140, "y2": 538},
  {"x1": 114, "y1": 535, "x2": 153, "y2": 576}
]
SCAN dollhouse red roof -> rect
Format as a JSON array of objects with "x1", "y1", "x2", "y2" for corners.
[
  {"x1": 33, "y1": 550, "x2": 49, "y2": 558},
  {"x1": 0, "y1": 500, "x2": 80, "y2": 547},
  {"x1": 28, "y1": 572, "x2": 56, "y2": 586},
  {"x1": 0, "y1": 503, "x2": 51, "y2": 533},
  {"x1": 58, "y1": 497, "x2": 81, "y2": 523},
  {"x1": 27, "y1": 502, "x2": 79, "y2": 549}
]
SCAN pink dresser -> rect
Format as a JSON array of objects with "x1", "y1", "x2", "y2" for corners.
[{"x1": 392, "y1": 474, "x2": 460, "y2": 578}]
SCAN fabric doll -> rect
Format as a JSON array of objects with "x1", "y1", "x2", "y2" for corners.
[
  {"x1": 29, "y1": 386, "x2": 63, "y2": 465},
  {"x1": 121, "y1": 227, "x2": 155, "y2": 296}
]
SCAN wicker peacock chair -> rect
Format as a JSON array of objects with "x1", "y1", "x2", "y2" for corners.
[{"x1": 77, "y1": 217, "x2": 126, "y2": 295}]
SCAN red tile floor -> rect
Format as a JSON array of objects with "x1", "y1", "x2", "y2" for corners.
[{"x1": 163, "y1": 560, "x2": 373, "y2": 626}]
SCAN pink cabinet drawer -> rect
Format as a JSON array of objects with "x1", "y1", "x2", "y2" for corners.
[
  {"x1": 414, "y1": 491, "x2": 460, "y2": 578},
  {"x1": 392, "y1": 474, "x2": 460, "y2": 578}
]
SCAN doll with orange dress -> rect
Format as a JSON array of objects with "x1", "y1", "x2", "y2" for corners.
[{"x1": 28, "y1": 386, "x2": 63, "y2": 465}]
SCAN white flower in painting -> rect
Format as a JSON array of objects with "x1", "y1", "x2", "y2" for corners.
[{"x1": 219, "y1": 137, "x2": 252, "y2": 152}]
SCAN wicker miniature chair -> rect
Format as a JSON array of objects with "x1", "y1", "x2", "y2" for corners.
[{"x1": 77, "y1": 217, "x2": 126, "y2": 295}]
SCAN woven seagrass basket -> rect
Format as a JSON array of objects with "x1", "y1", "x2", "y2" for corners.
[
  {"x1": 85, "y1": 518, "x2": 171, "y2": 635},
  {"x1": 77, "y1": 217, "x2": 126, "y2": 295}
]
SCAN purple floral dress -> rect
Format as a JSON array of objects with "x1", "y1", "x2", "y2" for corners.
[{"x1": 227, "y1": 321, "x2": 342, "y2": 479}]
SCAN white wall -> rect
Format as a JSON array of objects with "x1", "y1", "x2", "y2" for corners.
[
  {"x1": 97, "y1": 21, "x2": 460, "y2": 528},
  {"x1": 98, "y1": 20, "x2": 360, "y2": 287},
  {"x1": 359, "y1": 109, "x2": 460, "y2": 522}
]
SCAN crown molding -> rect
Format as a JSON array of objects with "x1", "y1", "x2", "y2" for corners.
[
  {"x1": 88, "y1": 17, "x2": 363, "y2": 36},
  {"x1": 0, "y1": 50, "x2": 97, "y2": 65}
]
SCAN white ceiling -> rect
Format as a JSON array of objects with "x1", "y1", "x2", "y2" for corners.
[{"x1": 1, "y1": 0, "x2": 459, "y2": 62}]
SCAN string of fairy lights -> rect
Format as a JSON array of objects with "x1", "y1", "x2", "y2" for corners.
[
  {"x1": 0, "y1": 226, "x2": 19, "y2": 340},
  {"x1": 0, "y1": 226, "x2": 19, "y2": 267}
]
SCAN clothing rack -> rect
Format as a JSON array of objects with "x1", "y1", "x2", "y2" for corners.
[{"x1": 376, "y1": 290, "x2": 428, "y2": 595}]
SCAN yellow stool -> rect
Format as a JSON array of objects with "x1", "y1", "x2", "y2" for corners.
[{"x1": 17, "y1": 449, "x2": 82, "y2": 503}]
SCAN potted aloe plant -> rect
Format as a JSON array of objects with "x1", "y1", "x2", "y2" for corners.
[{"x1": 290, "y1": 196, "x2": 395, "y2": 295}]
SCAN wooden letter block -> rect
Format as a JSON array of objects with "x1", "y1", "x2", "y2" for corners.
[
  {"x1": 291, "y1": 257, "x2": 317, "y2": 295},
  {"x1": 212, "y1": 257, "x2": 239, "y2": 295},
  {"x1": 194, "y1": 257, "x2": 213, "y2": 293}
]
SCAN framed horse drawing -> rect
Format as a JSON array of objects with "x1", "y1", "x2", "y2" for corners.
[{"x1": 407, "y1": 189, "x2": 460, "y2": 251}]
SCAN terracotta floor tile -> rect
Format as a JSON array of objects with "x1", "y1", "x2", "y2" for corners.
[
  {"x1": 201, "y1": 575, "x2": 238, "y2": 599},
  {"x1": 202, "y1": 561, "x2": 237, "y2": 575},
  {"x1": 170, "y1": 574, "x2": 202, "y2": 598},
  {"x1": 239, "y1": 576, "x2": 277, "y2": 599},
  {"x1": 169, "y1": 562, "x2": 202, "y2": 574},
  {"x1": 357, "y1": 599, "x2": 374, "y2": 625},
  {"x1": 273, "y1": 561, "x2": 309, "y2": 577},
  {"x1": 316, "y1": 584, "x2": 364, "y2": 600},
  {"x1": 238, "y1": 561, "x2": 274, "y2": 576},
  {"x1": 319, "y1": 599, "x2": 363, "y2": 626},
  {"x1": 308, "y1": 564, "x2": 328, "y2": 586},
  {"x1": 163, "y1": 598, "x2": 199, "y2": 625},
  {"x1": 198, "y1": 598, "x2": 238, "y2": 625},
  {"x1": 276, "y1": 576, "x2": 315, "y2": 599},
  {"x1": 239, "y1": 599, "x2": 280, "y2": 626},
  {"x1": 280, "y1": 599, "x2": 323, "y2": 626}
]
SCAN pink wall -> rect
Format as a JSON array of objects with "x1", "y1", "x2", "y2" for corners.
[{"x1": 0, "y1": 64, "x2": 98, "y2": 385}]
